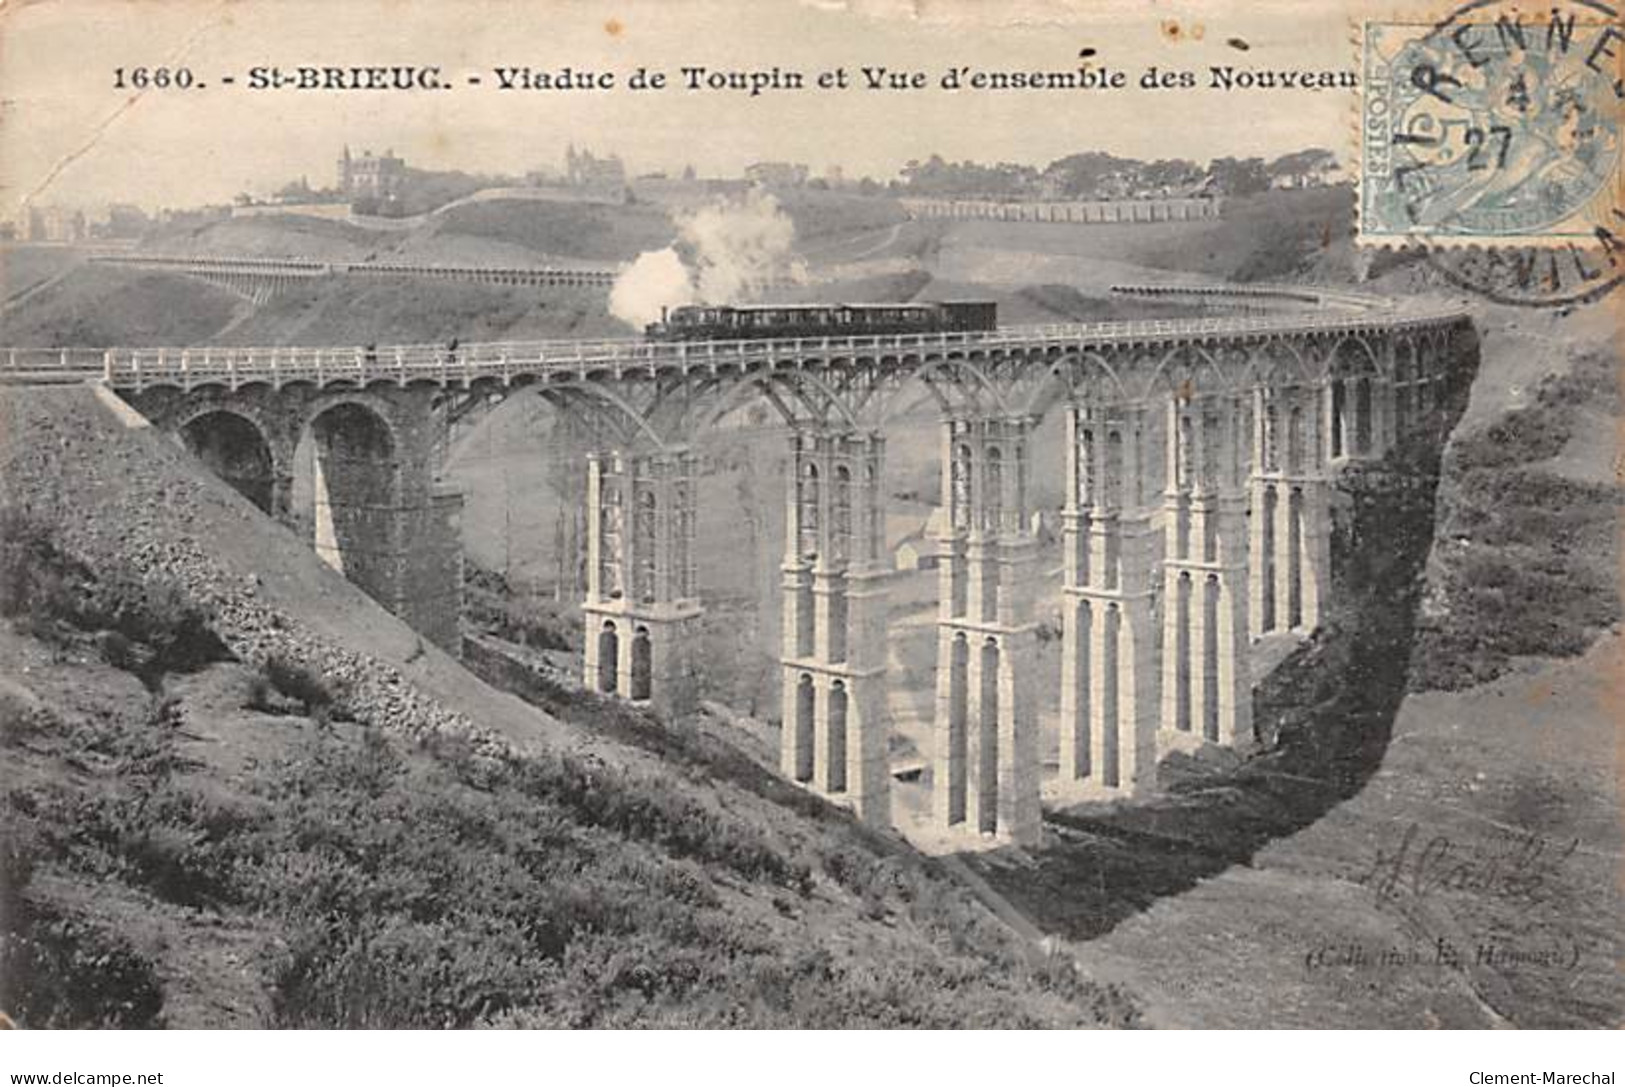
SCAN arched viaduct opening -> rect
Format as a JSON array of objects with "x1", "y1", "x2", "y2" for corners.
[
  {"x1": 299, "y1": 402, "x2": 398, "y2": 596},
  {"x1": 180, "y1": 410, "x2": 277, "y2": 515}
]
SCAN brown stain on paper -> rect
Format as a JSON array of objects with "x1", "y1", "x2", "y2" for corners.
[{"x1": 1160, "y1": 18, "x2": 1204, "y2": 42}]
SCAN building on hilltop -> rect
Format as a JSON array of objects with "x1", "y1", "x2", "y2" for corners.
[
  {"x1": 564, "y1": 144, "x2": 627, "y2": 191},
  {"x1": 745, "y1": 161, "x2": 810, "y2": 188},
  {"x1": 338, "y1": 146, "x2": 407, "y2": 200}
]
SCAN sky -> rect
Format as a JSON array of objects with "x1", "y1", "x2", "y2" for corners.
[{"x1": 0, "y1": 0, "x2": 1364, "y2": 217}]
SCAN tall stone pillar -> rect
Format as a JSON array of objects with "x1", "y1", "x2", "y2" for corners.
[
  {"x1": 1058, "y1": 405, "x2": 1093, "y2": 783},
  {"x1": 1055, "y1": 400, "x2": 1159, "y2": 798},
  {"x1": 307, "y1": 389, "x2": 464, "y2": 654},
  {"x1": 1160, "y1": 395, "x2": 1197, "y2": 745},
  {"x1": 1263, "y1": 383, "x2": 1332, "y2": 635},
  {"x1": 1085, "y1": 406, "x2": 1159, "y2": 795},
  {"x1": 931, "y1": 419, "x2": 970, "y2": 827},
  {"x1": 582, "y1": 447, "x2": 703, "y2": 718},
  {"x1": 779, "y1": 430, "x2": 890, "y2": 827},
  {"x1": 1209, "y1": 395, "x2": 1253, "y2": 747},
  {"x1": 1373, "y1": 339, "x2": 1397, "y2": 456},
  {"x1": 1155, "y1": 392, "x2": 1250, "y2": 750},
  {"x1": 932, "y1": 415, "x2": 1039, "y2": 844},
  {"x1": 1248, "y1": 386, "x2": 1277, "y2": 637}
]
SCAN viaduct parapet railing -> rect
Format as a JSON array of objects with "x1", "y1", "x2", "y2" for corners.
[
  {"x1": 2, "y1": 308, "x2": 1465, "y2": 393},
  {"x1": 900, "y1": 196, "x2": 1222, "y2": 224},
  {"x1": 86, "y1": 254, "x2": 618, "y2": 304}
]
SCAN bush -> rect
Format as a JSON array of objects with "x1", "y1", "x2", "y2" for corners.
[
  {"x1": 0, "y1": 692, "x2": 55, "y2": 749},
  {"x1": 0, "y1": 506, "x2": 230, "y2": 684},
  {"x1": 255, "y1": 655, "x2": 344, "y2": 723},
  {"x1": 0, "y1": 904, "x2": 166, "y2": 1028},
  {"x1": 0, "y1": 820, "x2": 164, "y2": 1028},
  {"x1": 0, "y1": 509, "x2": 86, "y2": 640},
  {"x1": 83, "y1": 574, "x2": 230, "y2": 682}
]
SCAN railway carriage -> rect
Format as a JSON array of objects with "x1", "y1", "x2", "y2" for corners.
[{"x1": 645, "y1": 300, "x2": 997, "y2": 341}]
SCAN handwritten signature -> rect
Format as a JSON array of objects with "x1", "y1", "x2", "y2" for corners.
[{"x1": 1354, "y1": 821, "x2": 1579, "y2": 909}]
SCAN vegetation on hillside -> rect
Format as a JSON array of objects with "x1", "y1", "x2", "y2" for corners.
[
  {"x1": 0, "y1": 505, "x2": 1141, "y2": 1029},
  {"x1": 1133, "y1": 186, "x2": 1357, "y2": 283},
  {"x1": 0, "y1": 268, "x2": 239, "y2": 349},
  {"x1": 142, "y1": 214, "x2": 388, "y2": 259},
  {"x1": 430, "y1": 200, "x2": 676, "y2": 262},
  {"x1": 216, "y1": 278, "x2": 626, "y2": 347}
]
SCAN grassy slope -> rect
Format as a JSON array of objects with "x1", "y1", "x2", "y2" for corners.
[
  {"x1": 140, "y1": 216, "x2": 396, "y2": 261},
  {"x1": 1072, "y1": 633, "x2": 1621, "y2": 1029},
  {"x1": 217, "y1": 279, "x2": 628, "y2": 347},
  {"x1": 1, "y1": 246, "x2": 88, "y2": 304},
  {"x1": 1, "y1": 189, "x2": 1334, "y2": 352},
  {"x1": 0, "y1": 383, "x2": 1139, "y2": 1029},
  {"x1": 0, "y1": 267, "x2": 241, "y2": 349},
  {"x1": 422, "y1": 199, "x2": 674, "y2": 263}
]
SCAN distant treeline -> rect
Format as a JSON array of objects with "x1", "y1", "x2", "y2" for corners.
[{"x1": 893, "y1": 148, "x2": 1339, "y2": 201}]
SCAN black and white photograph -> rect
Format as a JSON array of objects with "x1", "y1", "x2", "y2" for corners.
[{"x1": 0, "y1": 0, "x2": 1619, "y2": 1059}]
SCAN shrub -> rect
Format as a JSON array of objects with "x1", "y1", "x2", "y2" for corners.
[
  {"x1": 0, "y1": 506, "x2": 229, "y2": 682},
  {"x1": 0, "y1": 692, "x2": 55, "y2": 749},
  {"x1": 258, "y1": 655, "x2": 343, "y2": 722},
  {"x1": 83, "y1": 574, "x2": 230, "y2": 681},
  {"x1": 0, "y1": 509, "x2": 86, "y2": 640},
  {"x1": 0, "y1": 823, "x2": 164, "y2": 1032}
]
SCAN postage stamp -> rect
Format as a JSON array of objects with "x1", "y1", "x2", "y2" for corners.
[{"x1": 1360, "y1": 1, "x2": 1624, "y2": 246}]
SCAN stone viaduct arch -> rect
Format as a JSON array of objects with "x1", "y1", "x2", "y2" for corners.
[
  {"x1": 130, "y1": 380, "x2": 466, "y2": 652},
  {"x1": 101, "y1": 306, "x2": 1477, "y2": 845},
  {"x1": 178, "y1": 409, "x2": 278, "y2": 515}
]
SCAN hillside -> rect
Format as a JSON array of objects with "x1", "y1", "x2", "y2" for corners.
[
  {"x1": 0, "y1": 383, "x2": 1140, "y2": 1029},
  {"x1": 216, "y1": 279, "x2": 629, "y2": 347},
  {"x1": 0, "y1": 266, "x2": 241, "y2": 349},
  {"x1": 412, "y1": 199, "x2": 675, "y2": 264},
  {"x1": 1, "y1": 246, "x2": 87, "y2": 306},
  {"x1": 140, "y1": 215, "x2": 397, "y2": 262}
]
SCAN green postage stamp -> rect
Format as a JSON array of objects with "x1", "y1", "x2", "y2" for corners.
[{"x1": 1360, "y1": 0, "x2": 1624, "y2": 245}]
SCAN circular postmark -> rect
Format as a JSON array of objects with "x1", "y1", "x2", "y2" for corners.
[
  {"x1": 1419, "y1": 237, "x2": 1621, "y2": 306},
  {"x1": 1362, "y1": 0, "x2": 1624, "y2": 305}
]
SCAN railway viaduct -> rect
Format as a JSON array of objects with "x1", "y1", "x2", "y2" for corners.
[{"x1": 4, "y1": 302, "x2": 1477, "y2": 846}]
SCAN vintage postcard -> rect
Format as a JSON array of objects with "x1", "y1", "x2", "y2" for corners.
[{"x1": 0, "y1": 0, "x2": 1619, "y2": 1048}]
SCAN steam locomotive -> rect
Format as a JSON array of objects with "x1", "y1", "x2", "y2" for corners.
[{"x1": 644, "y1": 300, "x2": 997, "y2": 341}]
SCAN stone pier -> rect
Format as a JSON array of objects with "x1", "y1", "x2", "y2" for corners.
[
  {"x1": 1056, "y1": 404, "x2": 1159, "y2": 797},
  {"x1": 582, "y1": 448, "x2": 703, "y2": 718},
  {"x1": 1249, "y1": 383, "x2": 1331, "y2": 637},
  {"x1": 1159, "y1": 392, "x2": 1251, "y2": 751},
  {"x1": 779, "y1": 429, "x2": 891, "y2": 827},
  {"x1": 931, "y1": 415, "x2": 1040, "y2": 844}
]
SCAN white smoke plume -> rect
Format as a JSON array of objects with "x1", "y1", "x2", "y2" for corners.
[
  {"x1": 608, "y1": 190, "x2": 808, "y2": 330},
  {"x1": 608, "y1": 248, "x2": 694, "y2": 329}
]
